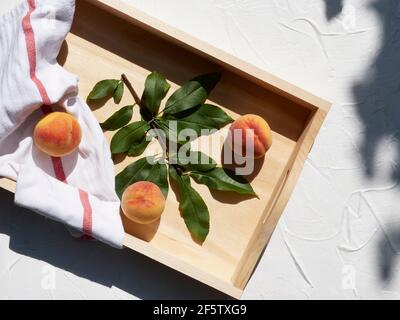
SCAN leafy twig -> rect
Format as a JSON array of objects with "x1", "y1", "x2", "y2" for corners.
[
  {"x1": 89, "y1": 71, "x2": 252, "y2": 243},
  {"x1": 121, "y1": 74, "x2": 142, "y2": 108}
]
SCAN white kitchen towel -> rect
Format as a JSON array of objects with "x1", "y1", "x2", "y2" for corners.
[{"x1": 0, "y1": 0, "x2": 125, "y2": 248}]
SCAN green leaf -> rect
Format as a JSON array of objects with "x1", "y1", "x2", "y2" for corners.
[
  {"x1": 157, "y1": 119, "x2": 195, "y2": 145},
  {"x1": 191, "y1": 72, "x2": 221, "y2": 95},
  {"x1": 163, "y1": 81, "x2": 208, "y2": 115},
  {"x1": 113, "y1": 82, "x2": 124, "y2": 104},
  {"x1": 140, "y1": 106, "x2": 154, "y2": 122},
  {"x1": 169, "y1": 166, "x2": 209, "y2": 242},
  {"x1": 190, "y1": 167, "x2": 256, "y2": 196},
  {"x1": 127, "y1": 135, "x2": 151, "y2": 157},
  {"x1": 162, "y1": 104, "x2": 233, "y2": 140},
  {"x1": 87, "y1": 79, "x2": 120, "y2": 101},
  {"x1": 116, "y1": 156, "x2": 168, "y2": 198},
  {"x1": 110, "y1": 121, "x2": 150, "y2": 154},
  {"x1": 170, "y1": 151, "x2": 216, "y2": 172},
  {"x1": 100, "y1": 105, "x2": 134, "y2": 131},
  {"x1": 142, "y1": 71, "x2": 170, "y2": 114}
]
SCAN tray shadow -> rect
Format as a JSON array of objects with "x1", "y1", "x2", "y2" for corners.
[{"x1": 0, "y1": 188, "x2": 231, "y2": 300}]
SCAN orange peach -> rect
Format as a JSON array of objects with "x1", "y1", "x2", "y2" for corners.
[
  {"x1": 229, "y1": 114, "x2": 272, "y2": 159},
  {"x1": 121, "y1": 181, "x2": 166, "y2": 224},
  {"x1": 34, "y1": 111, "x2": 82, "y2": 157}
]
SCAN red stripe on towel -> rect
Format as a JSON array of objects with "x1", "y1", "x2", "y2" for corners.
[
  {"x1": 22, "y1": 0, "x2": 51, "y2": 106},
  {"x1": 79, "y1": 189, "x2": 93, "y2": 237},
  {"x1": 50, "y1": 156, "x2": 67, "y2": 183},
  {"x1": 22, "y1": 0, "x2": 93, "y2": 237},
  {"x1": 38, "y1": 105, "x2": 67, "y2": 182}
]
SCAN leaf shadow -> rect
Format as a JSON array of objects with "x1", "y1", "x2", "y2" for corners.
[
  {"x1": 333, "y1": 0, "x2": 400, "y2": 288},
  {"x1": 112, "y1": 152, "x2": 127, "y2": 165},
  {"x1": 57, "y1": 40, "x2": 69, "y2": 67},
  {"x1": 209, "y1": 189, "x2": 257, "y2": 205},
  {"x1": 377, "y1": 227, "x2": 400, "y2": 285},
  {"x1": 323, "y1": 0, "x2": 343, "y2": 21}
]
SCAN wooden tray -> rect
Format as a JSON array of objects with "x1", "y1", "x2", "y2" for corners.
[{"x1": 0, "y1": 0, "x2": 330, "y2": 298}]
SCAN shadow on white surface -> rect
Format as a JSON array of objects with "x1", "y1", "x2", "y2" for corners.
[
  {"x1": 352, "y1": 0, "x2": 400, "y2": 183},
  {"x1": 325, "y1": 0, "x2": 400, "y2": 286},
  {"x1": 352, "y1": 0, "x2": 400, "y2": 285},
  {"x1": 0, "y1": 188, "x2": 231, "y2": 299},
  {"x1": 324, "y1": 0, "x2": 343, "y2": 21}
]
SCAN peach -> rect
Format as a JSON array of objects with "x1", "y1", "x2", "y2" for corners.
[
  {"x1": 34, "y1": 111, "x2": 82, "y2": 157},
  {"x1": 121, "y1": 181, "x2": 166, "y2": 224},
  {"x1": 229, "y1": 114, "x2": 272, "y2": 159}
]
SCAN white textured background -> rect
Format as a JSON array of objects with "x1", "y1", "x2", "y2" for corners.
[{"x1": 1, "y1": 0, "x2": 400, "y2": 299}]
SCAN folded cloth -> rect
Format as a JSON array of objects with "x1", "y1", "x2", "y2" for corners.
[{"x1": 0, "y1": 0, "x2": 125, "y2": 248}]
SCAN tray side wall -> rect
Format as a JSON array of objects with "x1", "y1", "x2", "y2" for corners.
[
  {"x1": 90, "y1": 0, "x2": 331, "y2": 113},
  {"x1": 232, "y1": 108, "x2": 329, "y2": 288}
]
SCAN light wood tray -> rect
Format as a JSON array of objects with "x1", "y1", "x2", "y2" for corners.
[{"x1": 0, "y1": 0, "x2": 330, "y2": 298}]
